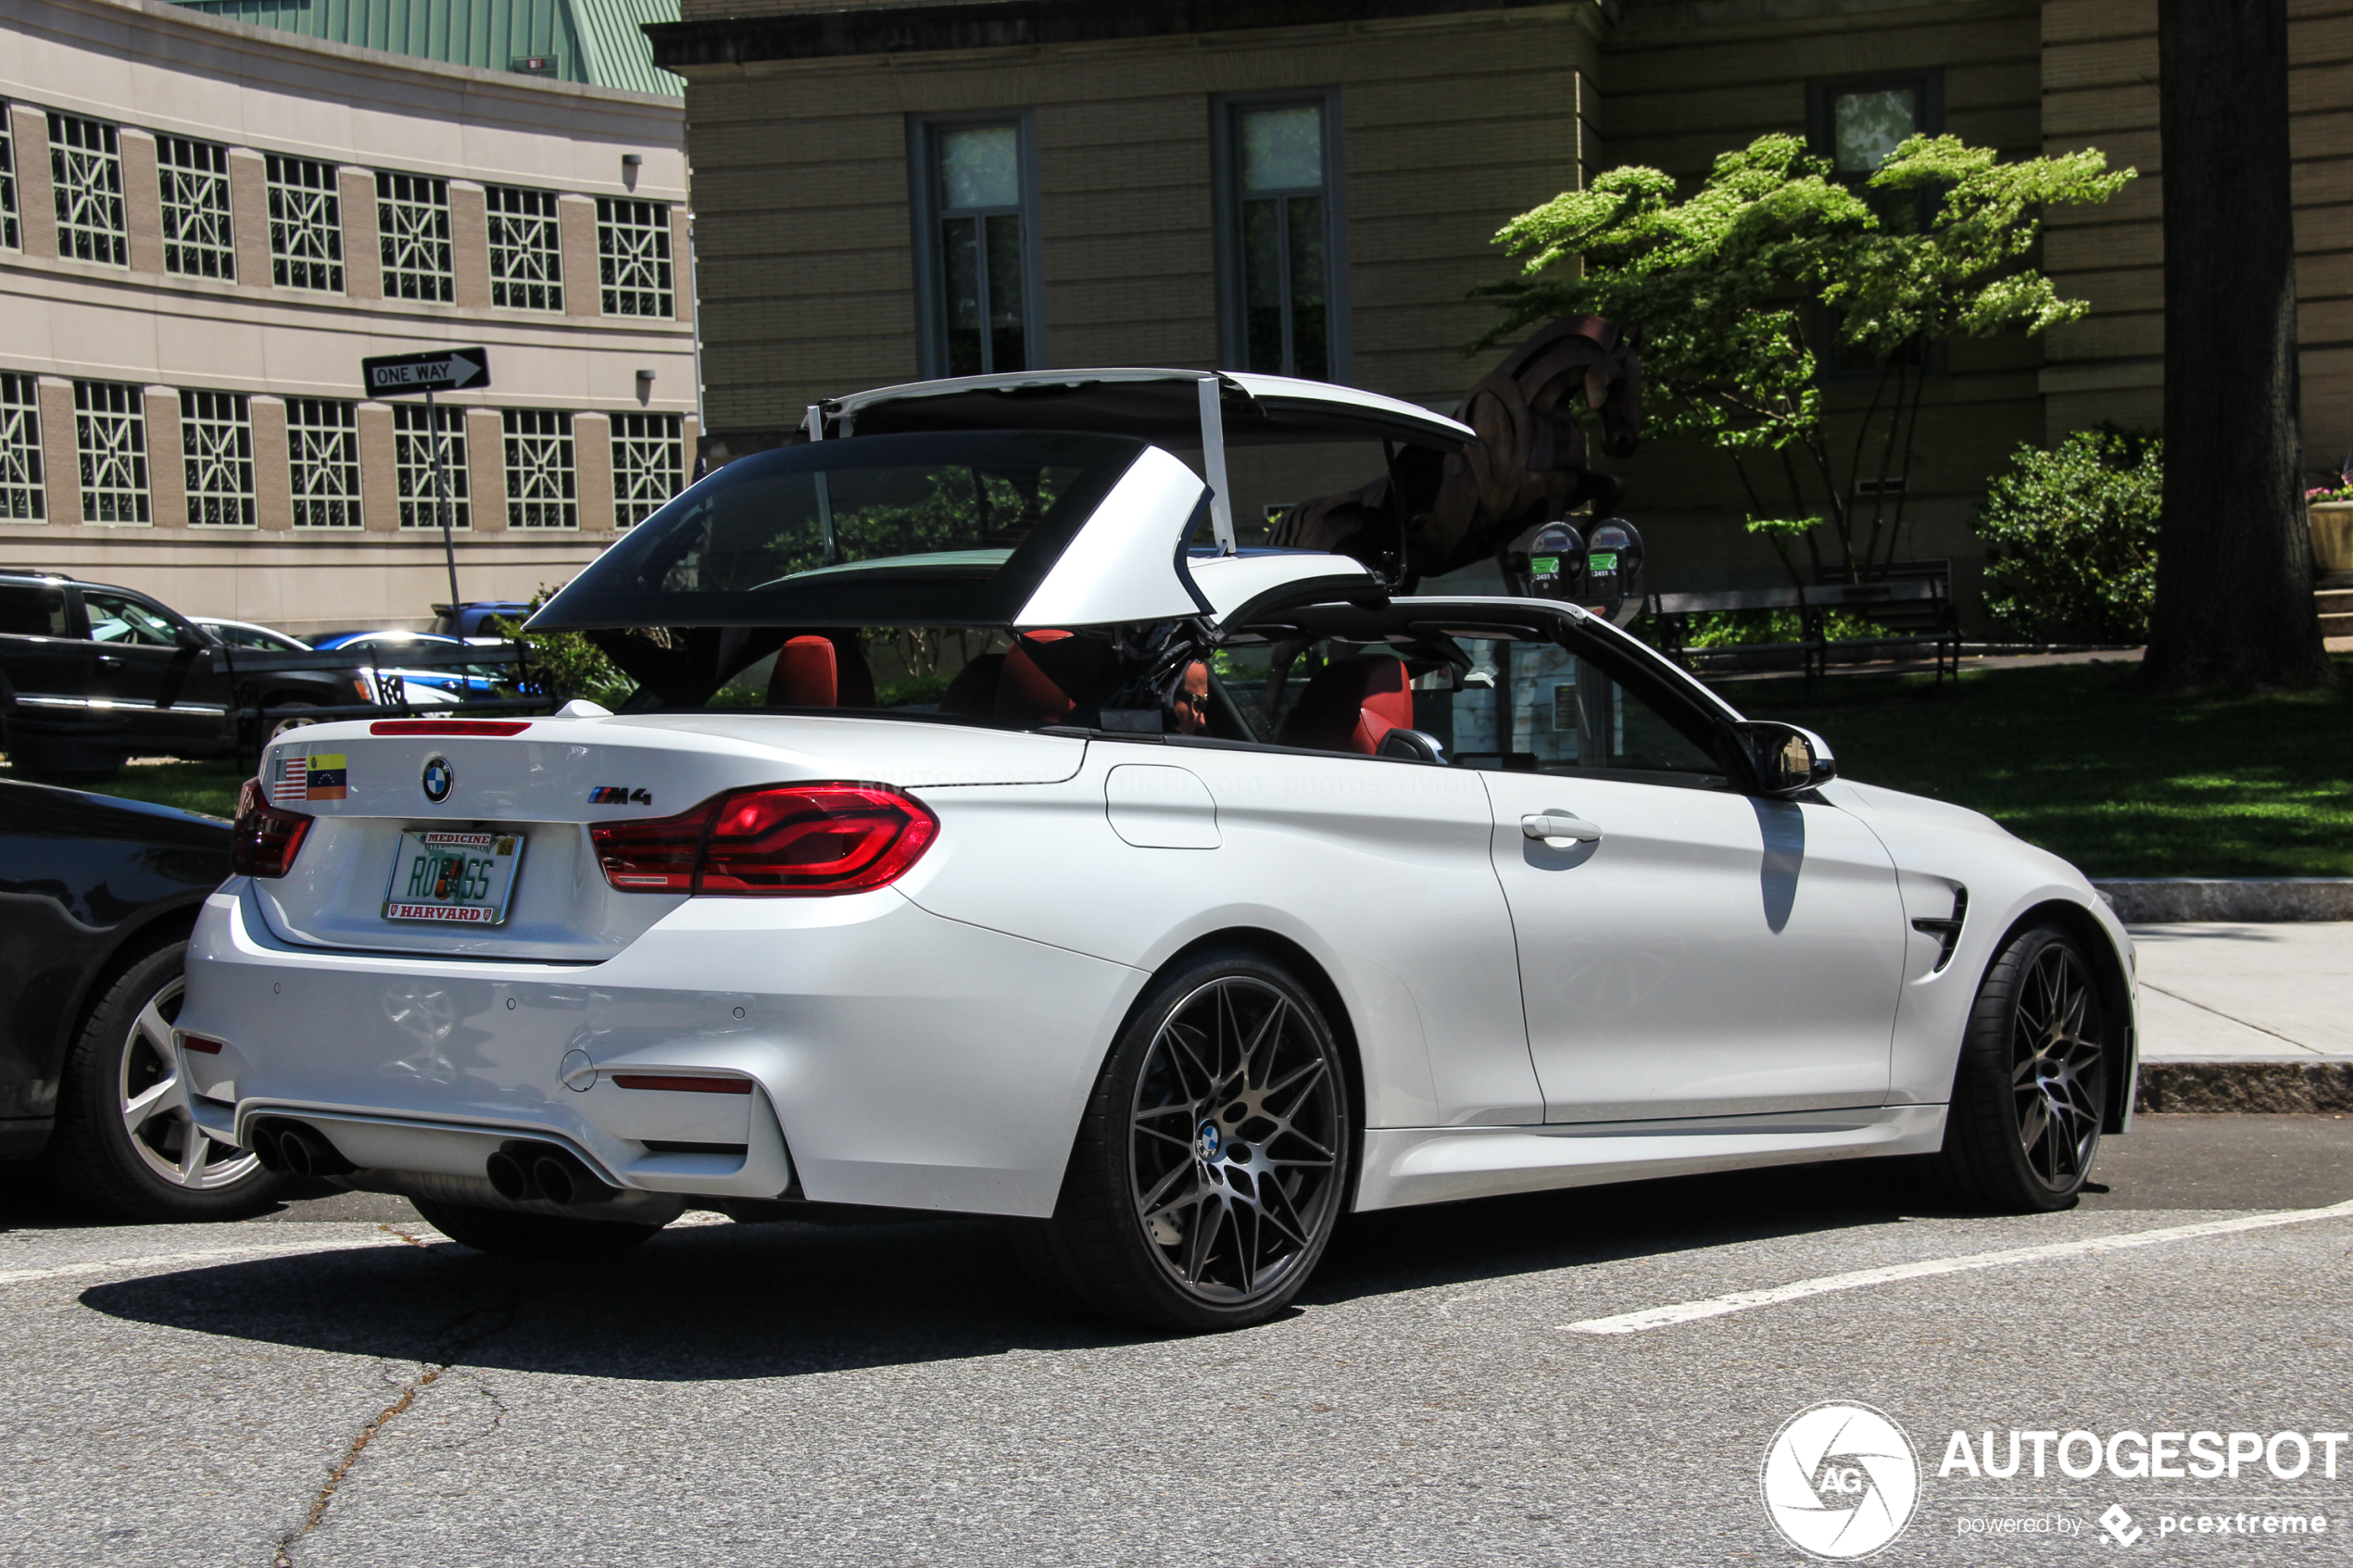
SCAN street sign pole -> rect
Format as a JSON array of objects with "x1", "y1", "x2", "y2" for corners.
[
  {"x1": 360, "y1": 347, "x2": 490, "y2": 629},
  {"x1": 428, "y1": 385, "x2": 459, "y2": 616}
]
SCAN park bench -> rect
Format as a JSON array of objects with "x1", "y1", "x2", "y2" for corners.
[{"x1": 1651, "y1": 563, "x2": 1960, "y2": 688}]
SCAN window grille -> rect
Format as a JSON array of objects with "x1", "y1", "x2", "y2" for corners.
[
  {"x1": 285, "y1": 398, "x2": 360, "y2": 527},
  {"x1": 180, "y1": 391, "x2": 254, "y2": 527},
  {"x1": 596, "y1": 199, "x2": 673, "y2": 318},
  {"x1": 267, "y1": 155, "x2": 344, "y2": 292},
  {"x1": 486, "y1": 185, "x2": 562, "y2": 311},
  {"x1": 158, "y1": 136, "x2": 235, "y2": 281},
  {"x1": 375, "y1": 171, "x2": 453, "y2": 303},
  {"x1": 502, "y1": 409, "x2": 575, "y2": 528},
  {"x1": 610, "y1": 413, "x2": 683, "y2": 528},
  {"x1": 73, "y1": 380, "x2": 148, "y2": 523},
  {"x1": 48, "y1": 112, "x2": 127, "y2": 267},
  {"x1": 0, "y1": 105, "x2": 19, "y2": 251},
  {"x1": 0, "y1": 374, "x2": 43, "y2": 521},
  {"x1": 394, "y1": 402, "x2": 470, "y2": 530}
]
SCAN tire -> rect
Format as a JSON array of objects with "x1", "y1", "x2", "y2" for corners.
[
  {"x1": 1019, "y1": 949, "x2": 1353, "y2": 1332},
  {"x1": 1928, "y1": 922, "x2": 2110, "y2": 1212},
  {"x1": 45, "y1": 941, "x2": 285, "y2": 1223},
  {"x1": 410, "y1": 1197, "x2": 663, "y2": 1260},
  {"x1": 264, "y1": 701, "x2": 321, "y2": 746}
]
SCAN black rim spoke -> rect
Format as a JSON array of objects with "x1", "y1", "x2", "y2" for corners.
[{"x1": 2007, "y1": 946, "x2": 2105, "y2": 1191}]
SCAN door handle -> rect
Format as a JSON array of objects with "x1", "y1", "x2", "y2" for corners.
[
  {"x1": 1521, "y1": 810, "x2": 1604, "y2": 846},
  {"x1": 95, "y1": 655, "x2": 124, "y2": 670}
]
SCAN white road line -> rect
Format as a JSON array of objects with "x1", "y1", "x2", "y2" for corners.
[
  {"x1": 1562, "y1": 1198, "x2": 2353, "y2": 1336},
  {"x1": 0, "y1": 1232, "x2": 413, "y2": 1288}
]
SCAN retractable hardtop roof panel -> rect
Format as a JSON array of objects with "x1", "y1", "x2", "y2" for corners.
[{"x1": 813, "y1": 368, "x2": 1477, "y2": 554}]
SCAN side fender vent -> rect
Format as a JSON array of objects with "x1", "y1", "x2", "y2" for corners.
[{"x1": 1911, "y1": 885, "x2": 1968, "y2": 972}]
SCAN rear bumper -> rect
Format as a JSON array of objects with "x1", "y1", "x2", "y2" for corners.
[{"x1": 180, "y1": 883, "x2": 1145, "y2": 1217}]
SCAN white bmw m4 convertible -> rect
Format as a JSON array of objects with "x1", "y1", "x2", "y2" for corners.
[{"x1": 178, "y1": 370, "x2": 2135, "y2": 1330}]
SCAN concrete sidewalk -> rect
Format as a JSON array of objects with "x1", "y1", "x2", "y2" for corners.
[{"x1": 2129, "y1": 922, "x2": 2353, "y2": 1060}]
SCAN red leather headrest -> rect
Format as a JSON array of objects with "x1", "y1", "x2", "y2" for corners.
[
  {"x1": 1276, "y1": 657, "x2": 1415, "y2": 754},
  {"x1": 765, "y1": 633, "x2": 876, "y2": 709},
  {"x1": 995, "y1": 630, "x2": 1118, "y2": 727}
]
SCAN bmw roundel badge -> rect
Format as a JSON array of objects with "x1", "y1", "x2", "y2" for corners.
[{"x1": 422, "y1": 755, "x2": 454, "y2": 804}]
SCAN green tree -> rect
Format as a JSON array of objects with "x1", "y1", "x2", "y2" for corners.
[
  {"x1": 1479, "y1": 132, "x2": 2133, "y2": 583},
  {"x1": 1974, "y1": 426, "x2": 2163, "y2": 644}
]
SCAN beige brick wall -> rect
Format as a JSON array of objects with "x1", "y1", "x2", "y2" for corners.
[
  {"x1": 560, "y1": 194, "x2": 600, "y2": 319},
  {"x1": 227, "y1": 148, "x2": 271, "y2": 287},
  {"x1": 13, "y1": 106, "x2": 57, "y2": 261},
  {"x1": 339, "y1": 166, "x2": 380, "y2": 299},
  {"x1": 251, "y1": 396, "x2": 291, "y2": 532},
  {"x1": 574, "y1": 411, "x2": 615, "y2": 533},
  {"x1": 357, "y1": 402, "x2": 397, "y2": 532},
  {"x1": 449, "y1": 181, "x2": 491, "y2": 310},
  {"x1": 120, "y1": 129, "x2": 165, "y2": 275},
  {"x1": 466, "y1": 408, "x2": 507, "y2": 530},
  {"x1": 143, "y1": 386, "x2": 183, "y2": 527},
  {"x1": 36, "y1": 377, "x2": 79, "y2": 522}
]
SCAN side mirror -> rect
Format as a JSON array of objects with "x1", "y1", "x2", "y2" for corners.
[
  {"x1": 173, "y1": 623, "x2": 208, "y2": 651},
  {"x1": 1376, "y1": 727, "x2": 1447, "y2": 763},
  {"x1": 1743, "y1": 721, "x2": 1836, "y2": 797}
]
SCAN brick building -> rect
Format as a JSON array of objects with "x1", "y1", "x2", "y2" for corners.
[
  {"x1": 647, "y1": 0, "x2": 2351, "y2": 610},
  {"x1": 0, "y1": 0, "x2": 698, "y2": 633}
]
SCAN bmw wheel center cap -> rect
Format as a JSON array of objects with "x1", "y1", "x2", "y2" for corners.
[
  {"x1": 1196, "y1": 1121, "x2": 1222, "y2": 1161},
  {"x1": 422, "y1": 755, "x2": 454, "y2": 803}
]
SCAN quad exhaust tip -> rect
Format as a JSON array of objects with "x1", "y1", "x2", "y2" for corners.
[{"x1": 488, "y1": 1140, "x2": 618, "y2": 1208}]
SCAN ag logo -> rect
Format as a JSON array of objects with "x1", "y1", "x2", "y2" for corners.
[
  {"x1": 421, "y1": 755, "x2": 454, "y2": 804},
  {"x1": 1761, "y1": 1401, "x2": 1919, "y2": 1560}
]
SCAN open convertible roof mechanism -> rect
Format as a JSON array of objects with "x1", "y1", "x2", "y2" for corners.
[{"x1": 805, "y1": 368, "x2": 1477, "y2": 554}]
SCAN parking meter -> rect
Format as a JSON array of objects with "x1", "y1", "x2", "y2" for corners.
[
  {"x1": 1528, "y1": 521, "x2": 1586, "y2": 601},
  {"x1": 1585, "y1": 519, "x2": 1644, "y2": 626}
]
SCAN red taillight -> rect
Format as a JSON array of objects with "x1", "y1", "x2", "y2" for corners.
[
  {"x1": 610, "y1": 1074, "x2": 754, "y2": 1094},
  {"x1": 590, "y1": 783, "x2": 937, "y2": 897},
  {"x1": 231, "y1": 777, "x2": 312, "y2": 878},
  {"x1": 369, "y1": 720, "x2": 530, "y2": 736},
  {"x1": 180, "y1": 1035, "x2": 226, "y2": 1056}
]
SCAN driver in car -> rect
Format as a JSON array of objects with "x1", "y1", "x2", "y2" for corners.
[{"x1": 1171, "y1": 659, "x2": 1211, "y2": 735}]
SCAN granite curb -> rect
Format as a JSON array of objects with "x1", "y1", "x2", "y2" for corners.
[
  {"x1": 2095, "y1": 878, "x2": 2353, "y2": 922},
  {"x1": 2134, "y1": 1060, "x2": 2353, "y2": 1114}
]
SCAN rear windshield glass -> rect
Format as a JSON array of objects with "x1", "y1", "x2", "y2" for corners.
[{"x1": 528, "y1": 431, "x2": 1143, "y2": 630}]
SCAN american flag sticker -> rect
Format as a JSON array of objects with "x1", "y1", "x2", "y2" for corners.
[{"x1": 270, "y1": 750, "x2": 308, "y2": 803}]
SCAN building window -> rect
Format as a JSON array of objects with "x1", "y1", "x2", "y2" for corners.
[
  {"x1": 285, "y1": 398, "x2": 360, "y2": 527},
  {"x1": 1215, "y1": 96, "x2": 1346, "y2": 382},
  {"x1": 180, "y1": 391, "x2": 254, "y2": 527},
  {"x1": 1806, "y1": 72, "x2": 1943, "y2": 373},
  {"x1": 0, "y1": 373, "x2": 43, "y2": 521},
  {"x1": 48, "y1": 112, "x2": 127, "y2": 267},
  {"x1": 157, "y1": 136, "x2": 235, "y2": 281},
  {"x1": 394, "y1": 403, "x2": 469, "y2": 530},
  {"x1": 1, "y1": 106, "x2": 19, "y2": 251},
  {"x1": 911, "y1": 118, "x2": 1039, "y2": 377},
  {"x1": 73, "y1": 380, "x2": 147, "y2": 523},
  {"x1": 486, "y1": 186, "x2": 562, "y2": 311},
  {"x1": 503, "y1": 409, "x2": 574, "y2": 528},
  {"x1": 596, "y1": 199, "x2": 673, "y2": 318},
  {"x1": 610, "y1": 413, "x2": 682, "y2": 528},
  {"x1": 267, "y1": 155, "x2": 344, "y2": 292},
  {"x1": 377, "y1": 171, "x2": 454, "y2": 302}
]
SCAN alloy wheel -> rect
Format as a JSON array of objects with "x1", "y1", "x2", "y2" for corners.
[
  {"x1": 118, "y1": 976, "x2": 260, "y2": 1191},
  {"x1": 2009, "y1": 943, "x2": 2105, "y2": 1191},
  {"x1": 1128, "y1": 975, "x2": 1343, "y2": 1305}
]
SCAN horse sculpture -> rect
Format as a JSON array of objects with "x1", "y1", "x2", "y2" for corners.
[{"x1": 1266, "y1": 316, "x2": 1642, "y2": 590}]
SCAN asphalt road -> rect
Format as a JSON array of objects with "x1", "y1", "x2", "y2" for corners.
[{"x1": 4, "y1": 1114, "x2": 2349, "y2": 1567}]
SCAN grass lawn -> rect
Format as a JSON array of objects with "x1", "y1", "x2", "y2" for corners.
[
  {"x1": 1730, "y1": 654, "x2": 2353, "y2": 878},
  {"x1": 0, "y1": 757, "x2": 246, "y2": 819}
]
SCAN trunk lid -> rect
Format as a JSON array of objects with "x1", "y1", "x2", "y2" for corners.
[{"x1": 249, "y1": 711, "x2": 1084, "y2": 960}]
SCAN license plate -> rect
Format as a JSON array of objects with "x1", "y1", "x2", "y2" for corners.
[{"x1": 382, "y1": 829, "x2": 525, "y2": 925}]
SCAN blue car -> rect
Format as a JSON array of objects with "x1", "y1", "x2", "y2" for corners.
[{"x1": 308, "y1": 631, "x2": 510, "y2": 704}]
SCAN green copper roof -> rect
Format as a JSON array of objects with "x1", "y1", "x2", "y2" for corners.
[{"x1": 170, "y1": 0, "x2": 684, "y2": 96}]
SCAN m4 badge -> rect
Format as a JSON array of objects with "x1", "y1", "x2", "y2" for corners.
[{"x1": 587, "y1": 786, "x2": 654, "y2": 806}]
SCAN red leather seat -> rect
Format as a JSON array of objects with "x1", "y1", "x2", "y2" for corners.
[
  {"x1": 994, "y1": 630, "x2": 1120, "y2": 727},
  {"x1": 1276, "y1": 656, "x2": 1416, "y2": 754},
  {"x1": 764, "y1": 633, "x2": 876, "y2": 708}
]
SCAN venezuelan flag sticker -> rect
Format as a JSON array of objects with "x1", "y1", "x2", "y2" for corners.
[{"x1": 304, "y1": 752, "x2": 348, "y2": 800}]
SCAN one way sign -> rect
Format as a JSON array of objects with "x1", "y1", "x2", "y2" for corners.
[{"x1": 361, "y1": 347, "x2": 491, "y2": 396}]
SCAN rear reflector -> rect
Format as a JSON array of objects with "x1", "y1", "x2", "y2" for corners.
[
  {"x1": 591, "y1": 782, "x2": 937, "y2": 897},
  {"x1": 610, "y1": 1074, "x2": 755, "y2": 1095},
  {"x1": 370, "y1": 719, "x2": 531, "y2": 736},
  {"x1": 180, "y1": 1035, "x2": 226, "y2": 1055},
  {"x1": 232, "y1": 777, "x2": 313, "y2": 878}
]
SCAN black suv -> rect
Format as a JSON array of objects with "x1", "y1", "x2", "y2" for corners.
[{"x1": 0, "y1": 571, "x2": 359, "y2": 775}]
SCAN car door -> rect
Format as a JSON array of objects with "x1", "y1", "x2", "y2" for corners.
[
  {"x1": 1461, "y1": 624, "x2": 1908, "y2": 1123},
  {"x1": 77, "y1": 588, "x2": 232, "y2": 755},
  {"x1": 0, "y1": 580, "x2": 97, "y2": 751}
]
